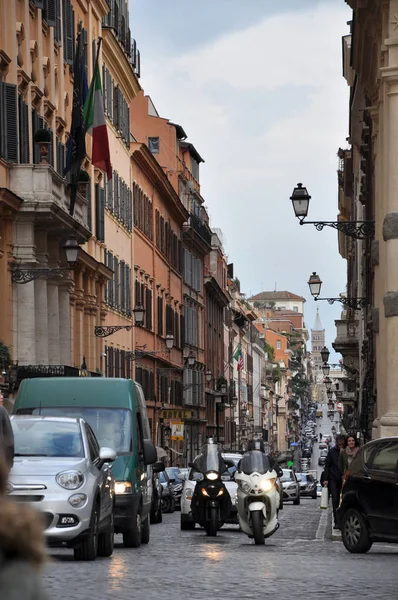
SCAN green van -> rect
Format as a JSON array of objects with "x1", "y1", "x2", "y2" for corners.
[{"x1": 13, "y1": 377, "x2": 160, "y2": 548}]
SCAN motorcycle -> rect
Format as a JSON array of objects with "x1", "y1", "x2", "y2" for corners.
[
  {"x1": 189, "y1": 439, "x2": 233, "y2": 536},
  {"x1": 235, "y1": 449, "x2": 282, "y2": 545}
]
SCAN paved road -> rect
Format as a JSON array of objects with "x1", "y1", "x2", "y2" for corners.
[{"x1": 43, "y1": 499, "x2": 398, "y2": 600}]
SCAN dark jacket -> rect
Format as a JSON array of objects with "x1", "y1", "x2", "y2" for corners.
[
  {"x1": 324, "y1": 446, "x2": 342, "y2": 483},
  {"x1": 0, "y1": 407, "x2": 14, "y2": 469}
]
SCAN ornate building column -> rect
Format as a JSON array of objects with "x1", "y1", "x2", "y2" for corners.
[
  {"x1": 59, "y1": 279, "x2": 72, "y2": 365},
  {"x1": 34, "y1": 232, "x2": 49, "y2": 364}
]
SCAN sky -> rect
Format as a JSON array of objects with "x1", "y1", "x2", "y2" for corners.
[{"x1": 129, "y1": 0, "x2": 352, "y2": 361}]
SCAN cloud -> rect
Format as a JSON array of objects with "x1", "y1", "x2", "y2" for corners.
[{"x1": 135, "y1": 1, "x2": 352, "y2": 359}]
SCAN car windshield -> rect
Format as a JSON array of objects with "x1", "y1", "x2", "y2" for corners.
[
  {"x1": 166, "y1": 467, "x2": 180, "y2": 481},
  {"x1": 12, "y1": 419, "x2": 84, "y2": 458},
  {"x1": 159, "y1": 472, "x2": 167, "y2": 484},
  {"x1": 27, "y1": 407, "x2": 132, "y2": 453},
  {"x1": 281, "y1": 469, "x2": 295, "y2": 482}
]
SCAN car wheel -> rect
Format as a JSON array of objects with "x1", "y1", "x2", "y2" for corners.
[
  {"x1": 74, "y1": 503, "x2": 99, "y2": 561},
  {"x1": 180, "y1": 516, "x2": 195, "y2": 530},
  {"x1": 341, "y1": 508, "x2": 372, "y2": 554},
  {"x1": 122, "y1": 508, "x2": 142, "y2": 548},
  {"x1": 98, "y1": 512, "x2": 114, "y2": 558},
  {"x1": 312, "y1": 491, "x2": 317, "y2": 500},
  {"x1": 293, "y1": 494, "x2": 300, "y2": 506},
  {"x1": 141, "y1": 515, "x2": 150, "y2": 544}
]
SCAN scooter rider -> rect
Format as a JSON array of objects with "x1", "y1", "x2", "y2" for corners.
[{"x1": 239, "y1": 440, "x2": 283, "y2": 499}]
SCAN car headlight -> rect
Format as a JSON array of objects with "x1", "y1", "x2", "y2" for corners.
[
  {"x1": 115, "y1": 481, "x2": 132, "y2": 495},
  {"x1": 260, "y1": 477, "x2": 275, "y2": 492},
  {"x1": 68, "y1": 493, "x2": 87, "y2": 508},
  {"x1": 184, "y1": 489, "x2": 193, "y2": 501},
  {"x1": 56, "y1": 471, "x2": 84, "y2": 490},
  {"x1": 287, "y1": 484, "x2": 297, "y2": 490},
  {"x1": 206, "y1": 471, "x2": 218, "y2": 481}
]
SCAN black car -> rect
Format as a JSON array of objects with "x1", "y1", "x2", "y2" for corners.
[
  {"x1": 296, "y1": 473, "x2": 317, "y2": 499},
  {"x1": 318, "y1": 455, "x2": 326, "y2": 466},
  {"x1": 338, "y1": 437, "x2": 398, "y2": 553}
]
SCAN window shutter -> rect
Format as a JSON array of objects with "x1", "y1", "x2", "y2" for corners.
[
  {"x1": 174, "y1": 311, "x2": 179, "y2": 348},
  {"x1": 180, "y1": 314, "x2": 185, "y2": 348},
  {"x1": 114, "y1": 256, "x2": 119, "y2": 309},
  {"x1": 100, "y1": 186, "x2": 105, "y2": 241},
  {"x1": 81, "y1": 28, "x2": 88, "y2": 75},
  {"x1": 118, "y1": 87, "x2": 123, "y2": 133},
  {"x1": 157, "y1": 296, "x2": 163, "y2": 337},
  {"x1": 146, "y1": 288, "x2": 152, "y2": 330},
  {"x1": 95, "y1": 183, "x2": 100, "y2": 239},
  {"x1": 114, "y1": 171, "x2": 119, "y2": 217},
  {"x1": 63, "y1": 0, "x2": 74, "y2": 65},
  {"x1": 120, "y1": 261, "x2": 125, "y2": 312},
  {"x1": 113, "y1": 85, "x2": 119, "y2": 129},
  {"x1": 126, "y1": 265, "x2": 131, "y2": 315},
  {"x1": 125, "y1": 103, "x2": 130, "y2": 146},
  {"x1": 55, "y1": 0, "x2": 61, "y2": 43},
  {"x1": 86, "y1": 176, "x2": 92, "y2": 231},
  {"x1": 107, "y1": 172, "x2": 113, "y2": 211},
  {"x1": 18, "y1": 95, "x2": 29, "y2": 164},
  {"x1": 104, "y1": 250, "x2": 108, "y2": 304},
  {"x1": 108, "y1": 251, "x2": 114, "y2": 306},
  {"x1": 43, "y1": 0, "x2": 57, "y2": 27},
  {"x1": 135, "y1": 279, "x2": 141, "y2": 306},
  {"x1": 0, "y1": 84, "x2": 18, "y2": 163}
]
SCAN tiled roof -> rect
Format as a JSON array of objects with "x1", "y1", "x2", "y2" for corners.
[{"x1": 248, "y1": 291, "x2": 306, "y2": 302}]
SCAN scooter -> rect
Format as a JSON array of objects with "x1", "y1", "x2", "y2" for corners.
[
  {"x1": 235, "y1": 449, "x2": 282, "y2": 545},
  {"x1": 189, "y1": 439, "x2": 233, "y2": 536}
]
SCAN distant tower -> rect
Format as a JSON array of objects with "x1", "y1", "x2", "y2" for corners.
[{"x1": 311, "y1": 308, "x2": 325, "y2": 376}]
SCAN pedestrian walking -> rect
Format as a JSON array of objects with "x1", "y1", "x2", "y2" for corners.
[
  {"x1": 339, "y1": 434, "x2": 359, "y2": 476},
  {"x1": 323, "y1": 434, "x2": 346, "y2": 530},
  {"x1": 0, "y1": 459, "x2": 51, "y2": 600},
  {"x1": 0, "y1": 401, "x2": 14, "y2": 471}
]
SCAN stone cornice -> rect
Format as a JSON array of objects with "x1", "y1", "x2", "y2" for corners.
[
  {"x1": 102, "y1": 29, "x2": 141, "y2": 102},
  {"x1": 132, "y1": 143, "x2": 189, "y2": 224}
]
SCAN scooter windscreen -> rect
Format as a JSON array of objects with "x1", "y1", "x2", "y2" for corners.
[
  {"x1": 193, "y1": 443, "x2": 226, "y2": 475},
  {"x1": 239, "y1": 451, "x2": 272, "y2": 475}
]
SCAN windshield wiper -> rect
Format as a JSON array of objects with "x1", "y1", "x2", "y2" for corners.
[{"x1": 14, "y1": 453, "x2": 49, "y2": 457}]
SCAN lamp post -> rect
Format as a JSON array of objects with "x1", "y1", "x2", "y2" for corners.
[
  {"x1": 187, "y1": 351, "x2": 196, "y2": 368},
  {"x1": 321, "y1": 346, "x2": 330, "y2": 364},
  {"x1": 324, "y1": 377, "x2": 332, "y2": 392},
  {"x1": 11, "y1": 237, "x2": 81, "y2": 284},
  {"x1": 291, "y1": 183, "x2": 374, "y2": 239},
  {"x1": 94, "y1": 302, "x2": 145, "y2": 337},
  {"x1": 307, "y1": 272, "x2": 366, "y2": 310}
]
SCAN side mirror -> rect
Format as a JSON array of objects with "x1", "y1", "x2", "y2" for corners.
[
  {"x1": 277, "y1": 467, "x2": 283, "y2": 478},
  {"x1": 143, "y1": 439, "x2": 157, "y2": 465},
  {"x1": 153, "y1": 460, "x2": 165, "y2": 474},
  {"x1": 98, "y1": 447, "x2": 117, "y2": 468},
  {"x1": 224, "y1": 459, "x2": 235, "y2": 468}
]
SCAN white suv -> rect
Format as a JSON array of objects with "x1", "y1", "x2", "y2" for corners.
[{"x1": 180, "y1": 452, "x2": 242, "y2": 530}]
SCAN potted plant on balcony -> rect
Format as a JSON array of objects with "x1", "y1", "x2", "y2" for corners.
[
  {"x1": 77, "y1": 169, "x2": 90, "y2": 198},
  {"x1": 34, "y1": 128, "x2": 52, "y2": 164}
]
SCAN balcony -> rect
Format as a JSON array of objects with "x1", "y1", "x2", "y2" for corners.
[
  {"x1": 9, "y1": 164, "x2": 90, "y2": 242},
  {"x1": 183, "y1": 211, "x2": 212, "y2": 255},
  {"x1": 332, "y1": 318, "x2": 359, "y2": 358}
]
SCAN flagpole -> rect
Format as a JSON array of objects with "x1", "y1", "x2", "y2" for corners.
[{"x1": 84, "y1": 37, "x2": 102, "y2": 132}]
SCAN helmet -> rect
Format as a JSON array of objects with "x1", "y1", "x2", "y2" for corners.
[{"x1": 247, "y1": 439, "x2": 265, "y2": 452}]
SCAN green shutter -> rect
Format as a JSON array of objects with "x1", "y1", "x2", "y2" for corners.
[
  {"x1": 86, "y1": 176, "x2": 92, "y2": 231},
  {"x1": 63, "y1": 0, "x2": 74, "y2": 65},
  {"x1": 18, "y1": 95, "x2": 29, "y2": 164},
  {"x1": 0, "y1": 83, "x2": 18, "y2": 163}
]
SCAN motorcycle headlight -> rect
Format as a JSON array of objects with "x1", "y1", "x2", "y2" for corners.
[
  {"x1": 260, "y1": 477, "x2": 275, "y2": 493},
  {"x1": 206, "y1": 471, "x2": 218, "y2": 481},
  {"x1": 217, "y1": 488, "x2": 224, "y2": 497},
  {"x1": 56, "y1": 471, "x2": 84, "y2": 490},
  {"x1": 115, "y1": 481, "x2": 132, "y2": 495},
  {"x1": 201, "y1": 488, "x2": 209, "y2": 496}
]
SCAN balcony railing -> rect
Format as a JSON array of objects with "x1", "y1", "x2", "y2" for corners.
[{"x1": 184, "y1": 212, "x2": 212, "y2": 247}]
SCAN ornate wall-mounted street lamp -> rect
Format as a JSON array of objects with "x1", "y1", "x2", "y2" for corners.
[
  {"x1": 308, "y1": 272, "x2": 366, "y2": 310},
  {"x1": 94, "y1": 302, "x2": 146, "y2": 337},
  {"x1": 326, "y1": 389, "x2": 333, "y2": 400},
  {"x1": 321, "y1": 346, "x2": 330, "y2": 364},
  {"x1": 322, "y1": 363, "x2": 330, "y2": 377},
  {"x1": 187, "y1": 351, "x2": 196, "y2": 367},
  {"x1": 290, "y1": 183, "x2": 374, "y2": 239},
  {"x1": 324, "y1": 377, "x2": 332, "y2": 392},
  {"x1": 205, "y1": 369, "x2": 212, "y2": 383},
  {"x1": 165, "y1": 334, "x2": 174, "y2": 350},
  {"x1": 12, "y1": 237, "x2": 81, "y2": 284}
]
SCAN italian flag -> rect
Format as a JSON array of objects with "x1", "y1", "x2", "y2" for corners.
[
  {"x1": 84, "y1": 55, "x2": 112, "y2": 180},
  {"x1": 233, "y1": 345, "x2": 244, "y2": 371}
]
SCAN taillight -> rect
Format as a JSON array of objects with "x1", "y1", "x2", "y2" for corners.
[{"x1": 341, "y1": 470, "x2": 350, "y2": 490}]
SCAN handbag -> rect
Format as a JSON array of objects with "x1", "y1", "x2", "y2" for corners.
[{"x1": 320, "y1": 486, "x2": 329, "y2": 510}]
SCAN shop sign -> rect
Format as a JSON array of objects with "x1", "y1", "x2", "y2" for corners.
[{"x1": 160, "y1": 409, "x2": 192, "y2": 419}]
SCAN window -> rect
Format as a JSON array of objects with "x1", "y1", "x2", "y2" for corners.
[
  {"x1": 183, "y1": 249, "x2": 202, "y2": 292},
  {"x1": 276, "y1": 340, "x2": 281, "y2": 350},
  {"x1": 148, "y1": 137, "x2": 159, "y2": 154},
  {"x1": 370, "y1": 441, "x2": 398, "y2": 473},
  {"x1": 293, "y1": 306, "x2": 298, "y2": 312},
  {"x1": 85, "y1": 424, "x2": 100, "y2": 462}
]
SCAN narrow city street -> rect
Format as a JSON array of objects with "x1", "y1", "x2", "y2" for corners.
[{"x1": 43, "y1": 501, "x2": 398, "y2": 600}]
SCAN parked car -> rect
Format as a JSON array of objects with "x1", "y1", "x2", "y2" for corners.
[
  {"x1": 302, "y1": 448, "x2": 312, "y2": 459},
  {"x1": 318, "y1": 455, "x2": 327, "y2": 466},
  {"x1": 159, "y1": 470, "x2": 176, "y2": 513},
  {"x1": 180, "y1": 453, "x2": 242, "y2": 529},
  {"x1": 316, "y1": 483, "x2": 322, "y2": 497},
  {"x1": 338, "y1": 437, "x2": 398, "y2": 553},
  {"x1": 165, "y1": 467, "x2": 184, "y2": 508},
  {"x1": 319, "y1": 442, "x2": 328, "y2": 450},
  {"x1": 280, "y1": 469, "x2": 300, "y2": 505},
  {"x1": 9, "y1": 415, "x2": 116, "y2": 561},
  {"x1": 295, "y1": 473, "x2": 317, "y2": 499},
  {"x1": 320, "y1": 449, "x2": 328, "y2": 458},
  {"x1": 150, "y1": 471, "x2": 163, "y2": 524}
]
